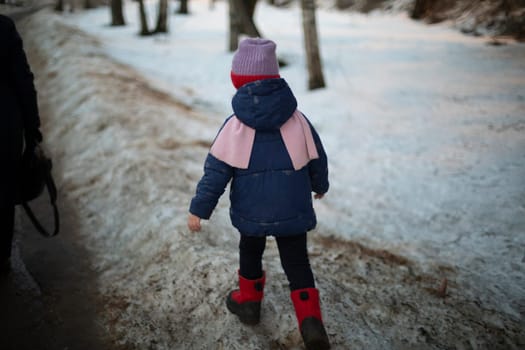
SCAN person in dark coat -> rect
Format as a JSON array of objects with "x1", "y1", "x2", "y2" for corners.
[
  {"x1": 0, "y1": 14, "x2": 43, "y2": 273},
  {"x1": 187, "y1": 38, "x2": 330, "y2": 350}
]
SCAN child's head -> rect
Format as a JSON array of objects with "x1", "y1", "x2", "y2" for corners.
[{"x1": 231, "y1": 38, "x2": 280, "y2": 89}]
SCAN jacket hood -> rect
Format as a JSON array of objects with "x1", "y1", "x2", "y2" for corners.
[{"x1": 231, "y1": 78, "x2": 297, "y2": 131}]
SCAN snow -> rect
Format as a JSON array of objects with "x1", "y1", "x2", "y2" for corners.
[{"x1": 16, "y1": 0, "x2": 525, "y2": 348}]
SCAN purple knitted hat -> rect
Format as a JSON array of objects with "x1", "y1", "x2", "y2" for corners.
[{"x1": 231, "y1": 38, "x2": 280, "y2": 88}]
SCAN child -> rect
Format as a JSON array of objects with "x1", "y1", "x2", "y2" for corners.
[{"x1": 188, "y1": 37, "x2": 330, "y2": 350}]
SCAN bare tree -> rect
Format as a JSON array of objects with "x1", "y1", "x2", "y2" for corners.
[
  {"x1": 411, "y1": 0, "x2": 432, "y2": 19},
  {"x1": 54, "y1": 0, "x2": 64, "y2": 12},
  {"x1": 228, "y1": 0, "x2": 242, "y2": 51},
  {"x1": 111, "y1": 0, "x2": 126, "y2": 26},
  {"x1": 301, "y1": 0, "x2": 325, "y2": 89},
  {"x1": 228, "y1": 0, "x2": 262, "y2": 51},
  {"x1": 137, "y1": 0, "x2": 151, "y2": 35},
  {"x1": 84, "y1": 0, "x2": 96, "y2": 9},
  {"x1": 137, "y1": 0, "x2": 169, "y2": 36},
  {"x1": 335, "y1": 0, "x2": 353, "y2": 10},
  {"x1": 177, "y1": 0, "x2": 189, "y2": 14},
  {"x1": 54, "y1": 0, "x2": 75, "y2": 12},
  {"x1": 267, "y1": 0, "x2": 294, "y2": 6},
  {"x1": 154, "y1": 0, "x2": 169, "y2": 33}
]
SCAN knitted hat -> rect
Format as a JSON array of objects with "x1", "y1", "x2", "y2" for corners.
[{"x1": 231, "y1": 38, "x2": 280, "y2": 89}]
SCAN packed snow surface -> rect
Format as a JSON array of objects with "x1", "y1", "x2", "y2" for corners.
[{"x1": 17, "y1": 0, "x2": 525, "y2": 348}]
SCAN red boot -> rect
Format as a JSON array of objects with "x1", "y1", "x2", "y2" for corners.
[
  {"x1": 291, "y1": 288, "x2": 330, "y2": 350},
  {"x1": 226, "y1": 271, "x2": 265, "y2": 325}
]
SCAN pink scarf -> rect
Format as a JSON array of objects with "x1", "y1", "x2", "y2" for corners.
[{"x1": 210, "y1": 110, "x2": 319, "y2": 170}]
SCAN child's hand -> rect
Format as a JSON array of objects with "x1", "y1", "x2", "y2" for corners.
[
  {"x1": 314, "y1": 193, "x2": 324, "y2": 199},
  {"x1": 187, "y1": 213, "x2": 202, "y2": 232}
]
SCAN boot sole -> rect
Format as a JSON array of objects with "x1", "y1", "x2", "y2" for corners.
[
  {"x1": 301, "y1": 317, "x2": 331, "y2": 350},
  {"x1": 226, "y1": 293, "x2": 261, "y2": 325}
]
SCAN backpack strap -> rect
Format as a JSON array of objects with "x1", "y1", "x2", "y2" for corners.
[{"x1": 21, "y1": 168, "x2": 60, "y2": 237}]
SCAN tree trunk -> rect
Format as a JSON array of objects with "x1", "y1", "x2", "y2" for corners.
[
  {"x1": 228, "y1": 0, "x2": 241, "y2": 51},
  {"x1": 411, "y1": 0, "x2": 431, "y2": 20},
  {"x1": 137, "y1": 0, "x2": 151, "y2": 35},
  {"x1": 233, "y1": 0, "x2": 261, "y2": 35},
  {"x1": 54, "y1": 0, "x2": 64, "y2": 12},
  {"x1": 154, "y1": 0, "x2": 169, "y2": 33},
  {"x1": 84, "y1": 0, "x2": 95, "y2": 9},
  {"x1": 111, "y1": 0, "x2": 126, "y2": 26},
  {"x1": 239, "y1": 0, "x2": 261, "y2": 37},
  {"x1": 335, "y1": 0, "x2": 353, "y2": 10},
  {"x1": 245, "y1": 0, "x2": 257, "y2": 18},
  {"x1": 228, "y1": 0, "x2": 261, "y2": 51},
  {"x1": 178, "y1": 0, "x2": 189, "y2": 14},
  {"x1": 301, "y1": 0, "x2": 325, "y2": 90}
]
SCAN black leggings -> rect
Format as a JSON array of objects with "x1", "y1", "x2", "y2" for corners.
[{"x1": 239, "y1": 233, "x2": 315, "y2": 291}]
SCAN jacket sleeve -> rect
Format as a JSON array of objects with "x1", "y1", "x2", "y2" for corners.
[
  {"x1": 7, "y1": 17, "x2": 41, "y2": 133},
  {"x1": 189, "y1": 153, "x2": 234, "y2": 219},
  {"x1": 307, "y1": 121, "x2": 329, "y2": 195}
]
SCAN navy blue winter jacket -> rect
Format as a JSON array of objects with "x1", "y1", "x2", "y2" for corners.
[{"x1": 190, "y1": 78, "x2": 329, "y2": 236}]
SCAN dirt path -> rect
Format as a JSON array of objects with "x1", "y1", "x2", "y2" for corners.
[{"x1": 0, "y1": 192, "x2": 118, "y2": 350}]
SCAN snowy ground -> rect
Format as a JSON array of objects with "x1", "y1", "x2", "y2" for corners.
[{"x1": 14, "y1": 0, "x2": 525, "y2": 348}]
